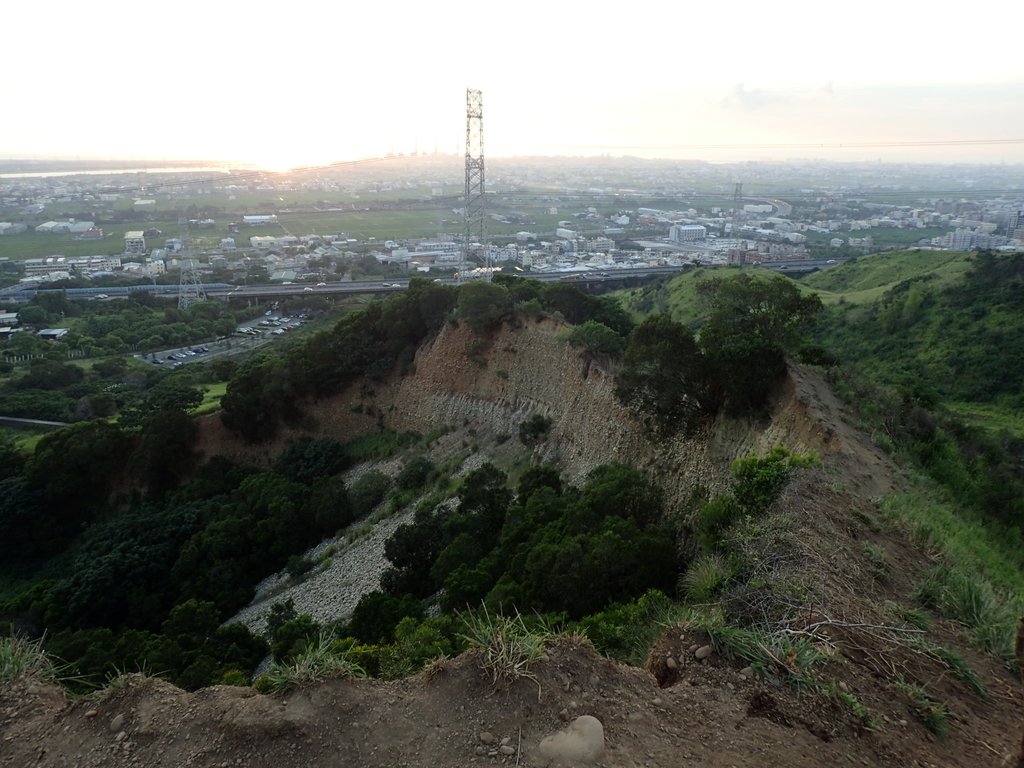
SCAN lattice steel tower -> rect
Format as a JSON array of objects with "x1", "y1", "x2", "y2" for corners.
[
  {"x1": 731, "y1": 181, "x2": 743, "y2": 242},
  {"x1": 177, "y1": 219, "x2": 206, "y2": 310},
  {"x1": 462, "y1": 88, "x2": 486, "y2": 274}
]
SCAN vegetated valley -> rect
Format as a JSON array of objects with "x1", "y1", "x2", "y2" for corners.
[{"x1": 2, "y1": 254, "x2": 1023, "y2": 768}]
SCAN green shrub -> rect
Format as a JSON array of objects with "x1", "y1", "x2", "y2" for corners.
[
  {"x1": 349, "y1": 470, "x2": 392, "y2": 518},
  {"x1": 578, "y1": 589, "x2": 687, "y2": 664},
  {"x1": 518, "y1": 414, "x2": 553, "y2": 446},
  {"x1": 286, "y1": 554, "x2": 314, "y2": 581},
  {"x1": 693, "y1": 495, "x2": 742, "y2": 554},
  {"x1": 731, "y1": 446, "x2": 815, "y2": 515},
  {"x1": 396, "y1": 457, "x2": 434, "y2": 491}
]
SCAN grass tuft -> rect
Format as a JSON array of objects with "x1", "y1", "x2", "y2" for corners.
[
  {"x1": 705, "y1": 625, "x2": 830, "y2": 680},
  {"x1": 459, "y1": 606, "x2": 552, "y2": 688},
  {"x1": 256, "y1": 633, "x2": 366, "y2": 694},
  {"x1": 914, "y1": 565, "x2": 1017, "y2": 660},
  {"x1": 681, "y1": 554, "x2": 731, "y2": 603},
  {"x1": 0, "y1": 633, "x2": 61, "y2": 684},
  {"x1": 893, "y1": 679, "x2": 951, "y2": 738}
]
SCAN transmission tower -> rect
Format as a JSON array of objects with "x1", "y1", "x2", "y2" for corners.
[
  {"x1": 731, "y1": 181, "x2": 744, "y2": 245},
  {"x1": 462, "y1": 88, "x2": 486, "y2": 279},
  {"x1": 177, "y1": 219, "x2": 206, "y2": 310}
]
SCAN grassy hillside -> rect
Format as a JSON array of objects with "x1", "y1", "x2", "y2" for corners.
[
  {"x1": 812, "y1": 251, "x2": 1024, "y2": 409},
  {"x1": 801, "y1": 250, "x2": 973, "y2": 304},
  {"x1": 616, "y1": 266, "x2": 813, "y2": 325}
]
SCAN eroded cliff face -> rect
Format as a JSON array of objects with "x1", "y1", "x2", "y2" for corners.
[{"x1": 198, "y1": 316, "x2": 876, "y2": 503}]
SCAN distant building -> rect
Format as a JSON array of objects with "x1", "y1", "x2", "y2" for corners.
[
  {"x1": 250, "y1": 235, "x2": 297, "y2": 249},
  {"x1": 243, "y1": 215, "x2": 278, "y2": 226},
  {"x1": 37, "y1": 328, "x2": 70, "y2": 341},
  {"x1": 220, "y1": 237, "x2": 237, "y2": 251},
  {"x1": 124, "y1": 231, "x2": 146, "y2": 255},
  {"x1": 669, "y1": 224, "x2": 707, "y2": 243},
  {"x1": 0, "y1": 222, "x2": 28, "y2": 235}
]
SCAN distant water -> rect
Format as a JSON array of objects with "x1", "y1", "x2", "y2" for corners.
[{"x1": 0, "y1": 166, "x2": 233, "y2": 180}]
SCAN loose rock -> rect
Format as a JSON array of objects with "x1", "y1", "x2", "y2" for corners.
[
  {"x1": 478, "y1": 732, "x2": 496, "y2": 745},
  {"x1": 109, "y1": 714, "x2": 124, "y2": 733},
  {"x1": 695, "y1": 645, "x2": 713, "y2": 660},
  {"x1": 500, "y1": 745, "x2": 516, "y2": 755},
  {"x1": 665, "y1": 657, "x2": 678, "y2": 670},
  {"x1": 538, "y1": 715, "x2": 604, "y2": 765}
]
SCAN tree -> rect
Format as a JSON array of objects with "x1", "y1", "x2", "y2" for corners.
[
  {"x1": 614, "y1": 315, "x2": 714, "y2": 434},
  {"x1": 16, "y1": 305, "x2": 48, "y2": 326},
  {"x1": 456, "y1": 281, "x2": 512, "y2": 332},
  {"x1": 697, "y1": 274, "x2": 822, "y2": 413},
  {"x1": 563, "y1": 320, "x2": 625, "y2": 358}
]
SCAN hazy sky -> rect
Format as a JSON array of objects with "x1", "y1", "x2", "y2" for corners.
[{"x1": 5, "y1": 0, "x2": 1024, "y2": 168}]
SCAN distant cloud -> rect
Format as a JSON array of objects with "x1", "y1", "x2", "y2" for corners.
[{"x1": 724, "y1": 83, "x2": 788, "y2": 110}]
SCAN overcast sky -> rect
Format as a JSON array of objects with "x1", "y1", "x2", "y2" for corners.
[{"x1": 5, "y1": 0, "x2": 1024, "y2": 168}]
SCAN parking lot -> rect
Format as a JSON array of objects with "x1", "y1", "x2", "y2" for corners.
[{"x1": 139, "y1": 312, "x2": 307, "y2": 368}]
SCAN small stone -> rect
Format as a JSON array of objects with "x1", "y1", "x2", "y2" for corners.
[
  {"x1": 838, "y1": 681, "x2": 849, "y2": 693},
  {"x1": 694, "y1": 645, "x2": 713, "y2": 660},
  {"x1": 899, "y1": 719, "x2": 908, "y2": 727},
  {"x1": 500, "y1": 737, "x2": 511, "y2": 746},
  {"x1": 558, "y1": 708, "x2": 570, "y2": 722},
  {"x1": 665, "y1": 657, "x2": 678, "y2": 670},
  {"x1": 688, "y1": 644, "x2": 698, "y2": 654},
  {"x1": 475, "y1": 746, "x2": 486, "y2": 756},
  {"x1": 114, "y1": 731, "x2": 127, "y2": 743},
  {"x1": 740, "y1": 666, "x2": 754, "y2": 679},
  {"x1": 109, "y1": 714, "x2": 124, "y2": 733},
  {"x1": 651, "y1": 697, "x2": 663, "y2": 707},
  {"x1": 478, "y1": 732, "x2": 496, "y2": 745},
  {"x1": 568, "y1": 700, "x2": 578, "y2": 710},
  {"x1": 84, "y1": 709, "x2": 98, "y2": 718},
  {"x1": 499, "y1": 745, "x2": 516, "y2": 755}
]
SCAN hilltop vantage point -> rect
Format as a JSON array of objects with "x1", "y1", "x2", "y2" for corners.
[{"x1": 2, "y1": 256, "x2": 1023, "y2": 768}]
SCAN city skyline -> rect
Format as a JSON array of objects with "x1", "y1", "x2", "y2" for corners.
[{"x1": 5, "y1": 0, "x2": 1024, "y2": 168}]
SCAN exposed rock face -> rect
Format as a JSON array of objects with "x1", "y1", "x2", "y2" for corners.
[{"x1": 198, "y1": 315, "x2": 878, "y2": 506}]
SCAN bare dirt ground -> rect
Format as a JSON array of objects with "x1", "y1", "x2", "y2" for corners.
[{"x1": 2, "y1": 633, "x2": 1020, "y2": 768}]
